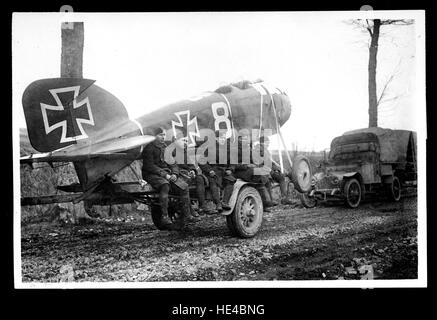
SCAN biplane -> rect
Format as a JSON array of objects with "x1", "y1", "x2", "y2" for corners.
[{"x1": 20, "y1": 78, "x2": 312, "y2": 237}]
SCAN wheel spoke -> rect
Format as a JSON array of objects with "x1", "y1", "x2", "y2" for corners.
[
  {"x1": 239, "y1": 196, "x2": 258, "y2": 228},
  {"x1": 345, "y1": 180, "x2": 361, "y2": 207}
]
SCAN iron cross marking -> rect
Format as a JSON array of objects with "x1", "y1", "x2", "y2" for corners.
[
  {"x1": 40, "y1": 86, "x2": 94, "y2": 143},
  {"x1": 171, "y1": 110, "x2": 200, "y2": 147}
]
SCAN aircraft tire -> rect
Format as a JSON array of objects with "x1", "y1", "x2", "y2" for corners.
[{"x1": 290, "y1": 155, "x2": 312, "y2": 193}]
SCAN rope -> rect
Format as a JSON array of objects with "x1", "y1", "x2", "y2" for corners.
[
  {"x1": 250, "y1": 82, "x2": 265, "y2": 138},
  {"x1": 270, "y1": 93, "x2": 284, "y2": 173},
  {"x1": 259, "y1": 92, "x2": 264, "y2": 137},
  {"x1": 268, "y1": 90, "x2": 294, "y2": 173},
  {"x1": 128, "y1": 163, "x2": 141, "y2": 180}
]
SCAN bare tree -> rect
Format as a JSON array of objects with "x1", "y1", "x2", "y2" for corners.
[{"x1": 349, "y1": 19, "x2": 413, "y2": 127}]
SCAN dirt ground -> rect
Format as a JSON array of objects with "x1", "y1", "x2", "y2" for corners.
[{"x1": 20, "y1": 196, "x2": 418, "y2": 283}]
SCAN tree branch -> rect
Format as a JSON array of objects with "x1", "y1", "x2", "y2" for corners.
[
  {"x1": 377, "y1": 59, "x2": 403, "y2": 106},
  {"x1": 366, "y1": 19, "x2": 373, "y2": 36},
  {"x1": 380, "y1": 19, "x2": 414, "y2": 25}
]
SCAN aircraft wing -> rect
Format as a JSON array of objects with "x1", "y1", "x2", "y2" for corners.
[{"x1": 20, "y1": 134, "x2": 155, "y2": 164}]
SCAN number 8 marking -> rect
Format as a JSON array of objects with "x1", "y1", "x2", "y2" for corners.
[{"x1": 211, "y1": 101, "x2": 232, "y2": 139}]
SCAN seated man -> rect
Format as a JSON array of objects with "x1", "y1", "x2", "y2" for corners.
[
  {"x1": 175, "y1": 139, "x2": 224, "y2": 215},
  {"x1": 179, "y1": 163, "x2": 222, "y2": 214},
  {"x1": 256, "y1": 136, "x2": 294, "y2": 205},
  {"x1": 199, "y1": 164, "x2": 232, "y2": 212},
  {"x1": 228, "y1": 135, "x2": 277, "y2": 210},
  {"x1": 195, "y1": 134, "x2": 234, "y2": 211},
  {"x1": 141, "y1": 127, "x2": 198, "y2": 231}
]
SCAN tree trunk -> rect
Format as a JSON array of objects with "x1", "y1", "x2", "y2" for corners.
[
  {"x1": 60, "y1": 22, "x2": 90, "y2": 223},
  {"x1": 368, "y1": 19, "x2": 381, "y2": 128},
  {"x1": 61, "y1": 22, "x2": 84, "y2": 78}
]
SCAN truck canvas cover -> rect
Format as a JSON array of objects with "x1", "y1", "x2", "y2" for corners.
[{"x1": 342, "y1": 127, "x2": 417, "y2": 164}]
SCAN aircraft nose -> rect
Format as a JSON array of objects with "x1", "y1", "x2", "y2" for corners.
[{"x1": 278, "y1": 92, "x2": 291, "y2": 127}]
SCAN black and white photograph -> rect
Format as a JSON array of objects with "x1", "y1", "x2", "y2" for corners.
[{"x1": 13, "y1": 9, "x2": 426, "y2": 289}]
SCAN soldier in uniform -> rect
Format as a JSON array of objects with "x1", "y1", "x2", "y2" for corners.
[
  {"x1": 141, "y1": 127, "x2": 198, "y2": 230},
  {"x1": 189, "y1": 165, "x2": 224, "y2": 214},
  {"x1": 255, "y1": 136, "x2": 294, "y2": 205},
  {"x1": 226, "y1": 135, "x2": 277, "y2": 211},
  {"x1": 198, "y1": 164, "x2": 232, "y2": 213},
  {"x1": 199, "y1": 134, "x2": 235, "y2": 211},
  {"x1": 175, "y1": 138, "x2": 223, "y2": 215}
]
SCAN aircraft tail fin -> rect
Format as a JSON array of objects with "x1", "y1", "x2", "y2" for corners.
[{"x1": 22, "y1": 78, "x2": 142, "y2": 154}]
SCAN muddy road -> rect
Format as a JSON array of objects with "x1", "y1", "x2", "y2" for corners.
[{"x1": 21, "y1": 197, "x2": 418, "y2": 282}]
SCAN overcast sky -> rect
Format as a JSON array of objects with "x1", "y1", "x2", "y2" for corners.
[{"x1": 12, "y1": 11, "x2": 425, "y2": 151}]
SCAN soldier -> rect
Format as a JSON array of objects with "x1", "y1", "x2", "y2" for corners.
[
  {"x1": 141, "y1": 127, "x2": 198, "y2": 231},
  {"x1": 255, "y1": 136, "x2": 294, "y2": 205},
  {"x1": 228, "y1": 135, "x2": 277, "y2": 211},
  {"x1": 195, "y1": 165, "x2": 224, "y2": 214},
  {"x1": 175, "y1": 138, "x2": 223, "y2": 215},
  {"x1": 198, "y1": 164, "x2": 232, "y2": 213},
  {"x1": 179, "y1": 163, "x2": 219, "y2": 215},
  {"x1": 191, "y1": 133, "x2": 233, "y2": 211}
]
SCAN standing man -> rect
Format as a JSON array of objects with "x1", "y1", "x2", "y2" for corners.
[{"x1": 141, "y1": 127, "x2": 197, "y2": 230}]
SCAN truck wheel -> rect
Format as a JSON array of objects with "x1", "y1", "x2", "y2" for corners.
[
  {"x1": 344, "y1": 178, "x2": 361, "y2": 208},
  {"x1": 299, "y1": 192, "x2": 317, "y2": 208},
  {"x1": 387, "y1": 176, "x2": 402, "y2": 202},
  {"x1": 226, "y1": 186, "x2": 263, "y2": 238},
  {"x1": 290, "y1": 155, "x2": 312, "y2": 193}
]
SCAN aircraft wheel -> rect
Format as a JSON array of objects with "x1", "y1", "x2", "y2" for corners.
[
  {"x1": 299, "y1": 192, "x2": 317, "y2": 208},
  {"x1": 290, "y1": 155, "x2": 312, "y2": 193},
  {"x1": 387, "y1": 176, "x2": 402, "y2": 202},
  {"x1": 344, "y1": 178, "x2": 362, "y2": 208},
  {"x1": 226, "y1": 186, "x2": 263, "y2": 238}
]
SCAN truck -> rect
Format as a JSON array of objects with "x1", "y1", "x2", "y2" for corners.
[{"x1": 300, "y1": 127, "x2": 417, "y2": 208}]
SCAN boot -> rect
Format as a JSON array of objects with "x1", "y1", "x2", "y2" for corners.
[
  {"x1": 281, "y1": 197, "x2": 295, "y2": 205},
  {"x1": 215, "y1": 202, "x2": 223, "y2": 213},
  {"x1": 258, "y1": 187, "x2": 275, "y2": 210},
  {"x1": 221, "y1": 201, "x2": 231, "y2": 210},
  {"x1": 190, "y1": 205, "x2": 200, "y2": 217},
  {"x1": 170, "y1": 217, "x2": 185, "y2": 231},
  {"x1": 197, "y1": 202, "x2": 208, "y2": 215},
  {"x1": 157, "y1": 209, "x2": 173, "y2": 230},
  {"x1": 222, "y1": 184, "x2": 234, "y2": 206},
  {"x1": 264, "y1": 201, "x2": 277, "y2": 207},
  {"x1": 267, "y1": 189, "x2": 279, "y2": 206},
  {"x1": 186, "y1": 212, "x2": 201, "y2": 222},
  {"x1": 184, "y1": 202, "x2": 201, "y2": 223},
  {"x1": 157, "y1": 185, "x2": 173, "y2": 230},
  {"x1": 203, "y1": 203, "x2": 218, "y2": 215},
  {"x1": 269, "y1": 200, "x2": 279, "y2": 206}
]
